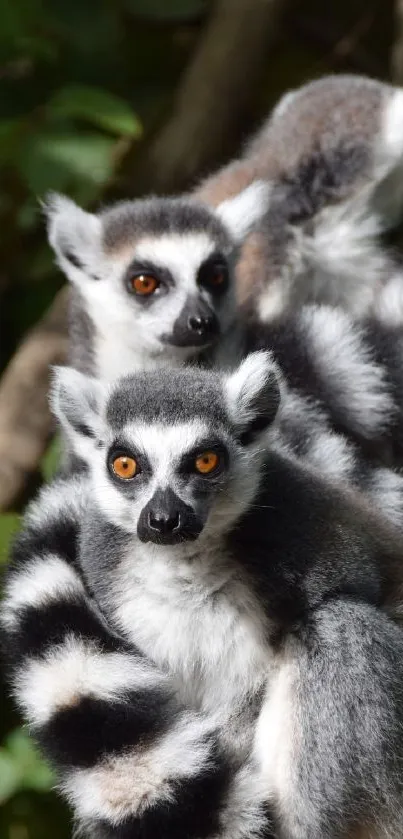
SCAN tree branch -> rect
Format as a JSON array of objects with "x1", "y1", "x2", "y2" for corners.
[
  {"x1": 0, "y1": 288, "x2": 69, "y2": 512},
  {"x1": 392, "y1": 0, "x2": 403, "y2": 83},
  {"x1": 132, "y1": 0, "x2": 291, "y2": 194},
  {"x1": 0, "y1": 0, "x2": 291, "y2": 512}
]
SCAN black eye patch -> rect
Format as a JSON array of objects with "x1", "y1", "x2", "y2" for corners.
[
  {"x1": 197, "y1": 253, "x2": 229, "y2": 295},
  {"x1": 106, "y1": 439, "x2": 152, "y2": 483},
  {"x1": 123, "y1": 259, "x2": 173, "y2": 300},
  {"x1": 178, "y1": 440, "x2": 229, "y2": 477}
]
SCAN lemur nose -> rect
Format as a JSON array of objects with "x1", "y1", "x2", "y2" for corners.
[
  {"x1": 148, "y1": 510, "x2": 180, "y2": 534},
  {"x1": 188, "y1": 313, "x2": 218, "y2": 336}
]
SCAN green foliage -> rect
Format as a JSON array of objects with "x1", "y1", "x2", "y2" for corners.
[
  {"x1": 0, "y1": 514, "x2": 20, "y2": 566},
  {"x1": 41, "y1": 435, "x2": 61, "y2": 482},
  {"x1": 0, "y1": 730, "x2": 54, "y2": 805},
  {"x1": 48, "y1": 85, "x2": 143, "y2": 137}
]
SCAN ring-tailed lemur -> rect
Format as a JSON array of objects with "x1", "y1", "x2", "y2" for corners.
[
  {"x1": 0, "y1": 470, "x2": 272, "y2": 839},
  {"x1": 197, "y1": 74, "x2": 403, "y2": 322},
  {"x1": 45, "y1": 182, "x2": 269, "y2": 380},
  {"x1": 47, "y1": 183, "x2": 403, "y2": 471},
  {"x1": 3, "y1": 354, "x2": 403, "y2": 839},
  {"x1": 48, "y1": 75, "x2": 403, "y2": 380}
]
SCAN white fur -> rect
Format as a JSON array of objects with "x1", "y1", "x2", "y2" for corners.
[
  {"x1": 373, "y1": 89, "x2": 403, "y2": 225},
  {"x1": 258, "y1": 191, "x2": 394, "y2": 322},
  {"x1": 368, "y1": 468, "x2": 403, "y2": 531},
  {"x1": 293, "y1": 197, "x2": 389, "y2": 316},
  {"x1": 306, "y1": 431, "x2": 355, "y2": 482},
  {"x1": 110, "y1": 537, "x2": 270, "y2": 739},
  {"x1": 1, "y1": 555, "x2": 83, "y2": 630},
  {"x1": 271, "y1": 89, "x2": 297, "y2": 120},
  {"x1": 224, "y1": 351, "x2": 277, "y2": 429},
  {"x1": 50, "y1": 366, "x2": 105, "y2": 459},
  {"x1": 378, "y1": 89, "x2": 403, "y2": 168},
  {"x1": 253, "y1": 652, "x2": 298, "y2": 818},
  {"x1": 26, "y1": 473, "x2": 87, "y2": 532},
  {"x1": 46, "y1": 193, "x2": 102, "y2": 285},
  {"x1": 374, "y1": 272, "x2": 403, "y2": 328},
  {"x1": 219, "y1": 764, "x2": 271, "y2": 839},
  {"x1": 62, "y1": 714, "x2": 216, "y2": 824},
  {"x1": 301, "y1": 306, "x2": 396, "y2": 436},
  {"x1": 15, "y1": 637, "x2": 164, "y2": 726},
  {"x1": 216, "y1": 181, "x2": 270, "y2": 242},
  {"x1": 258, "y1": 277, "x2": 291, "y2": 322}
]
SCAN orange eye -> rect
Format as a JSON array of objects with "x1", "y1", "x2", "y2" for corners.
[
  {"x1": 130, "y1": 274, "x2": 159, "y2": 296},
  {"x1": 112, "y1": 455, "x2": 139, "y2": 480},
  {"x1": 210, "y1": 270, "x2": 225, "y2": 286},
  {"x1": 195, "y1": 451, "x2": 219, "y2": 474}
]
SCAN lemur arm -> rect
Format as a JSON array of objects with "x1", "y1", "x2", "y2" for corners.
[{"x1": 0, "y1": 475, "x2": 269, "y2": 839}]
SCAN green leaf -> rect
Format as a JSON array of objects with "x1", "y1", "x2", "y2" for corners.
[
  {"x1": 47, "y1": 85, "x2": 142, "y2": 137},
  {"x1": 0, "y1": 749, "x2": 21, "y2": 803},
  {"x1": 0, "y1": 514, "x2": 20, "y2": 566},
  {"x1": 42, "y1": 436, "x2": 61, "y2": 482},
  {"x1": 18, "y1": 130, "x2": 116, "y2": 194},
  {"x1": 3, "y1": 729, "x2": 54, "y2": 794}
]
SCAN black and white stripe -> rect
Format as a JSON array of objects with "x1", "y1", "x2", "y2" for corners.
[
  {"x1": 1, "y1": 475, "x2": 272, "y2": 839},
  {"x1": 244, "y1": 304, "x2": 396, "y2": 451}
]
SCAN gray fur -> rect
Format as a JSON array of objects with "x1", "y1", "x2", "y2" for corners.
[
  {"x1": 101, "y1": 196, "x2": 232, "y2": 254},
  {"x1": 106, "y1": 366, "x2": 229, "y2": 430},
  {"x1": 51, "y1": 356, "x2": 403, "y2": 839}
]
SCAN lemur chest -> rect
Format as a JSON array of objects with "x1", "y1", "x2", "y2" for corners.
[{"x1": 109, "y1": 551, "x2": 270, "y2": 715}]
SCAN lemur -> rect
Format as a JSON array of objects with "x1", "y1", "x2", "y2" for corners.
[
  {"x1": 47, "y1": 75, "x2": 403, "y2": 384},
  {"x1": 197, "y1": 73, "x2": 403, "y2": 322},
  {"x1": 46, "y1": 75, "x2": 403, "y2": 470},
  {"x1": 4, "y1": 354, "x2": 403, "y2": 839},
  {"x1": 47, "y1": 178, "x2": 403, "y2": 474}
]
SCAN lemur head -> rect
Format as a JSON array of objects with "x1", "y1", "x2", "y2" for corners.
[
  {"x1": 45, "y1": 184, "x2": 269, "y2": 371},
  {"x1": 51, "y1": 352, "x2": 280, "y2": 548}
]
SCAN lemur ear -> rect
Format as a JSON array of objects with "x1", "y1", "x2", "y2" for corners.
[
  {"x1": 50, "y1": 366, "x2": 105, "y2": 460},
  {"x1": 44, "y1": 193, "x2": 102, "y2": 285},
  {"x1": 224, "y1": 352, "x2": 281, "y2": 445},
  {"x1": 215, "y1": 181, "x2": 271, "y2": 242}
]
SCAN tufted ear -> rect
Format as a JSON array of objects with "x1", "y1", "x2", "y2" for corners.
[
  {"x1": 224, "y1": 352, "x2": 281, "y2": 445},
  {"x1": 44, "y1": 192, "x2": 102, "y2": 286},
  {"x1": 215, "y1": 181, "x2": 271, "y2": 242},
  {"x1": 50, "y1": 366, "x2": 105, "y2": 462}
]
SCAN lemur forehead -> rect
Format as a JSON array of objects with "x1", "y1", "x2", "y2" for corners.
[
  {"x1": 101, "y1": 196, "x2": 232, "y2": 254},
  {"x1": 106, "y1": 368, "x2": 229, "y2": 431}
]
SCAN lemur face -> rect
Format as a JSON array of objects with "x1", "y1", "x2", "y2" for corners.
[
  {"x1": 52, "y1": 353, "x2": 281, "y2": 548},
  {"x1": 46, "y1": 185, "x2": 269, "y2": 364}
]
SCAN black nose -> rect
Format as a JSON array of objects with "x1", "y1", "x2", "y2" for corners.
[
  {"x1": 148, "y1": 510, "x2": 180, "y2": 535},
  {"x1": 187, "y1": 312, "x2": 218, "y2": 337},
  {"x1": 137, "y1": 487, "x2": 204, "y2": 545}
]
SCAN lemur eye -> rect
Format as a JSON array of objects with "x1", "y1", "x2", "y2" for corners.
[
  {"x1": 112, "y1": 455, "x2": 139, "y2": 480},
  {"x1": 198, "y1": 259, "x2": 228, "y2": 294},
  {"x1": 130, "y1": 274, "x2": 159, "y2": 296},
  {"x1": 195, "y1": 451, "x2": 219, "y2": 474},
  {"x1": 209, "y1": 267, "x2": 226, "y2": 287}
]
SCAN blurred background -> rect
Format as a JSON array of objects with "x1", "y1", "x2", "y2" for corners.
[{"x1": 0, "y1": 0, "x2": 400, "y2": 835}]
